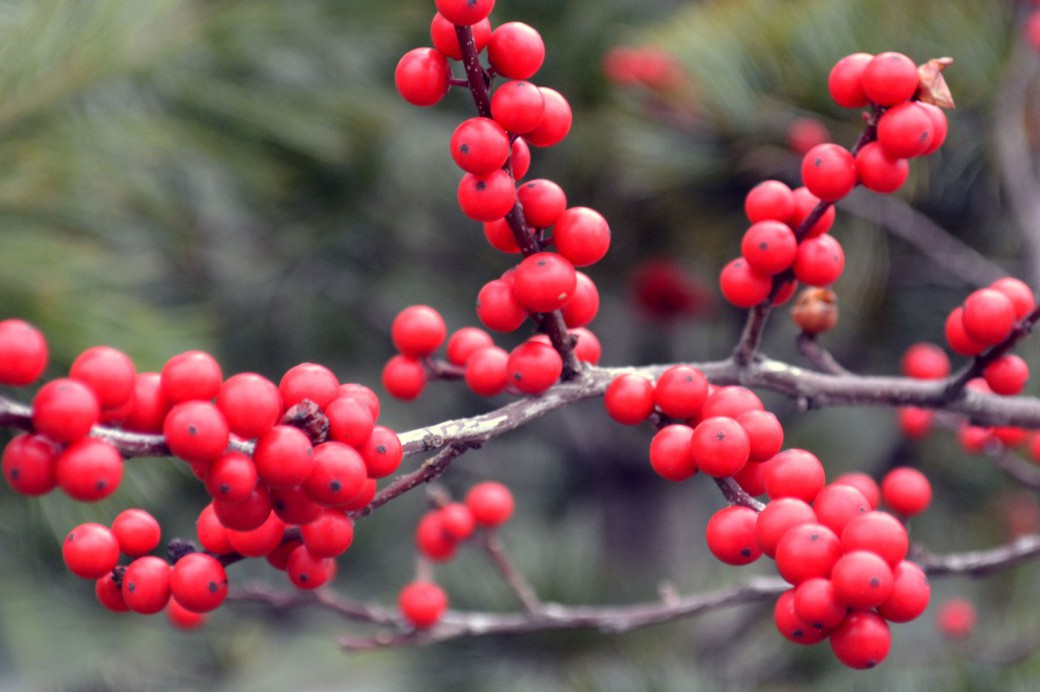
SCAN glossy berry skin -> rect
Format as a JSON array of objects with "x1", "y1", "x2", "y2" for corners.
[
  {"x1": 465, "y1": 346, "x2": 510, "y2": 396},
  {"x1": 217, "y1": 373, "x2": 282, "y2": 440},
  {"x1": 466, "y1": 481, "x2": 514, "y2": 526},
  {"x1": 399, "y1": 581, "x2": 448, "y2": 629},
  {"x1": 301, "y1": 510, "x2": 355, "y2": 558},
  {"x1": 161, "y1": 350, "x2": 222, "y2": 404},
  {"x1": 877, "y1": 560, "x2": 930, "y2": 623},
  {"x1": 395, "y1": 47, "x2": 450, "y2": 107},
  {"x1": 517, "y1": 179, "x2": 567, "y2": 228},
  {"x1": 801, "y1": 144, "x2": 857, "y2": 202},
  {"x1": 690, "y1": 416, "x2": 750, "y2": 478},
  {"x1": 705, "y1": 505, "x2": 762, "y2": 565},
  {"x1": 648, "y1": 424, "x2": 696, "y2": 481},
  {"x1": 112, "y1": 508, "x2": 161, "y2": 557},
  {"x1": 2, "y1": 433, "x2": 59, "y2": 496},
  {"x1": 719, "y1": 258, "x2": 772, "y2": 308},
  {"x1": 446, "y1": 327, "x2": 494, "y2": 366},
  {"x1": 196, "y1": 504, "x2": 234, "y2": 554},
  {"x1": 735, "y1": 410, "x2": 784, "y2": 462},
  {"x1": 382, "y1": 354, "x2": 427, "y2": 401},
  {"x1": 392, "y1": 305, "x2": 447, "y2": 357},
  {"x1": 416, "y1": 511, "x2": 458, "y2": 561},
  {"x1": 483, "y1": 218, "x2": 521, "y2": 254},
  {"x1": 944, "y1": 306, "x2": 986, "y2": 356},
  {"x1": 877, "y1": 102, "x2": 934, "y2": 159},
  {"x1": 510, "y1": 137, "x2": 531, "y2": 178},
  {"x1": 525, "y1": 87, "x2": 572, "y2": 148},
  {"x1": 32, "y1": 378, "x2": 100, "y2": 443},
  {"x1": 990, "y1": 277, "x2": 1035, "y2": 319},
  {"x1": 961, "y1": 288, "x2": 1016, "y2": 345},
  {"x1": 450, "y1": 117, "x2": 510, "y2": 175},
  {"x1": 881, "y1": 467, "x2": 932, "y2": 517},
  {"x1": 793, "y1": 578, "x2": 847, "y2": 631},
  {"x1": 764, "y1": 449, "x2": 826, "y2": 503},
  {"x1": 56, "y1": 438, "x2": 123, "y2": 502},
  {"x1": 755, "y1": 497, "x2": 817, "y2": 558},
  {"x1": 435, "y1": 0, "x2": 494, "y2": 26},
  {"x1": 491, "y1": 81, "x2": 545, "y2": 134},
  {"x1": 654, "y1": 365, "x2": 709, "y2": 419},
  {"x1": 270, "y1": 485, "x2": 323, "y2": 525},
  {"x1": 561, "y1": 271, "x2": 599, "y2": 328},
  {"x1": 552, "y1": 207, "x2": 611, "y2": 267},
  {"x1": 936, "y1": 597, "x2": 976, "y2": 638},
  {"x1": 830, "y1": 611, "x2": 892, "y2": 669},
  {"x1": 741, "y1": 220, "x2": 797, "y2": 275},
  {"x1": 701, "y1": 385, "x2": 764, "y2": 420},
  {"x1": 439, "y1": 503, "x2": 476, "y2": 541},
  {"x1": 95, "y1": 572, "x2": 129, "y2": 612},
  {"x1": 512, "y1": 252, "x2": 577, "y2": 313},
  {"x1": 458, "y1": 169, "x2": 518, "y2": 222},
  {"x1": 325, "y1": 396, "x2": 375, "y2": 448},
  {"x1": 570, "y1": 327, "x2": 601, "y2": 364},
  {"x1": 302, "y1": 441, "x2": 367, "y2": 506},
  {"x1": 830, "y1": 550, "x2": 894, "y2": 609},
  {"x1": 213, "y1": 484, "x2": 273, "y2": 532},
  {"x1": 205, "y1": 451, "x2": 259, "y2": 503},
  {"x1": 163, "y1": 401, "x2": 230, "y2": 463},
  {"x1": 855, "y1": 142, "x2": 908, "y2": 194},
  {"x1": 812, "y1": 484, "x2": 870, "y2": 537},
  {"x1": 984, "y1": 354, "x2": 1029, "y2": 395},
  {"x1": 167, "y1": 599, "x2": 206, "y2": 630},
  {"x1": 70, "y1": 346, "x2": 136, "y2": 410},
  {"x1": 827, "y1": 53, "x2": 873, "y2": 108},
  {"x1": 833, "y1": 472, "x2": 881, "y2": 510},
  {"x1": 901, "y1": 342, "x2": 950, "y2": 379},
  {"x1": 252, "y1": 425, "x2": 314, "y2": 489},
  {"x1": 430, "y1": 14, "x2": 490, "y2": 60},
  {"x1": 63, "y1": 523, "x2": 120, "y2": 579},
  {"x1": 507, "y1": 340, "x2": 563, "y2": 394},
  {"x1": 918, "y1": 102, "x2": 948, "y2": 155},
  {"x1": 745, "y1": 180, "x2": 794, "y2": 224},
  {"x1": 604, "y1": 374, "x2": 655, "y2": 425},
  {"x1": 793, "y1": 234, "x2": 845, "y2": 287},
  {"x1": 170, "y1": 552, "x2": 228, "y2": 613},
  {"x1": 774, "y1": 522, "x2": 842, "y2": 585},
  {"x1": 286, "y1": 545, "x2": 335, "y2": 590},
  {"x1": 487, "y1": 22, "x2": 545, "y2": 80},
  {"x1": 123, "y1": 372, "x2": 168, "y2": 433},
  {"x1": 861, "y1": 51, "x2": 919, "y2": 106},
  {"x1": 122, "y1": 556, "x2": 172, "y2": 615},
  {"x1": 0, "y1": 319, "x2": 48, "y2": 386},
  {"x1": 774, "y1": 589, "x2": 828, "y2": 645},
  {"x1": 790, "y1": 186, "x2": 835, "y2": 237},
  {"x1": 841, "y1": 511, "x2": 909, "y2": 567},
  {"x1": 477, "y1": 279, "x2": 528, "y2": 332},
  {"x1": 280, "y1": 363, "x2": 339, "y2": 409}
]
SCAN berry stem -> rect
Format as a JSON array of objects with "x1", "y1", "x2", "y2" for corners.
[
  {"x1": 476, "y1": 530, "x2": 542, "y2": 614},
  {"x1": 713, "y1": 477, "x2": 766, "y2": 512},
  {"x1": 454, "y1": 24, "x2": 492, "y2": 118}
]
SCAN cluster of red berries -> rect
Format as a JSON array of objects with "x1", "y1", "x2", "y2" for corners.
[
  {"x1": 399, "y1": 481, "x2": 515, "y2": 629},
  {"x1": 943, "y1": 278, "x2": 1035, "y2": 366},
  {"x1": 0, "y1": 318, "x2": 404, "y2": 626},
  {"x1": 382, "y1": 304, "x2": 600, "y2": 401},
  {"x1": 719, "y1": 51, "x2": 950, "y2": 310}
]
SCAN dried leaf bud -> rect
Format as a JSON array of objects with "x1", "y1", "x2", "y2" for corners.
[
  {"x1": 791, "y1": 287, "x2": 839, "y2": 334},
  {"x1": 917, "y1": 57, "x2": 955, "y2": 109}
]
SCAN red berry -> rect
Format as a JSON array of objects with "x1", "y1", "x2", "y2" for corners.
[
  {"x1": 227, "y1": 512, "x2": 286, "y2": 557},
  {"x1": 774, "y1": 588, "x2": 828, "y2": 645},
  {"x1": 70, "y1": 346, "x2": 136, "y2": 410},
  {"x1": 458, "y1": 169, "x2": 518, "y2": 222},
  {"x1": 392, "y1": 305, "x2": 447, "y2": 357},
  {"x1": 286, "y1": 545, "x2": 335, "y2": 590},
  {"x1": 325, "y1": 395, "x2": 375, "y2": 448},
  {"x1": 450, "y1": 117, "x2": 510, "y2": 175},
  {"x1": 0, "y1": 319, "x2": 48, "y2": 386},
  {"x1": 841, "y1": 511, "x2": 909, "y2": 567},
  {"x1": 984, "y1": 354, "x2": 1029, "y2": 395},
  {"x1": 701, "y1": 385, "x2": 763, "y2": 420},
  {"x1": 483, "y1": 218, "x2": 522, "y2": 253},
  {"x1": 862, "y1": 51, "x2": 919, "y2": 106},
  {"x1": 830, "y1": 550, "x2": 894, "y2": 609},
  {"x1": 63, "y1": 523, "x2": 120, "y2": 579},
  {"x1": 205, "y1": 451, "x2": 258, "y2": 503},
  {"x1": 901, "y1": 342, "x2": 950, "y2": 379},
  {"x1": 755, "y1": 497, "x2": 817, "y2": 558},
  {"x1": 32, "y1": 378, "x2": 99, "y2": 443},
  {"x1": 56, "y1": 438, "x2": 123, "y2": 502},
  {"x1": 439, "y1": 503, "x2": 476, "y2": 541},
  {"x1": 793, "y1": 234, "x2": 845, "y2": 287},
  {"x1": 416, "y1": 511, "x2": 457, "y2": 561},
  {"x1": 775, "y1": 522, "x2": 842, "y2": 585},
  {"x1": 690, "y1": 416, "x2": 750, "y2": 478},
  {"x1": 648, "y1": 424, "x2": 696, "y2": 481},
  {"x1": 359, "y1": 425, "x2": 404, "y2": 479},
  {"x1": 517, "y1": 179, "x2": 567, "y2": 228},
  {"x1": 123, "y1": 372, "x2": 168, "y2": 433},
  {"x1": 877, "y1": 560, "x2": 930, "y2": 623},
  {"x1": 122, "y1": 556, "x2": 172, "y2": 615},
  {"x1": 812, "y1": 484, "x2": 870, "y2": 537},
  {"x1": 395, "y1": 47, "x2": 450, "y2": 107},
  {"x1": 446, "y1": 327, "x2": 494, "y2": 366},
  {"x1": 552, "y1": 207, "x2": 611, "y2": 267},
  {"x1": 962, "y1": 288, "x2": 1017, "y2": 345},
  {"x1": 163, "y1": 401, "x2": 230, "y2": 463},
  {"x1": 989, "y1": 277, "x2": 1035, "y2": 319},
  {"x1": 829, "y1": 610, "x2": 891, "y2": 669},
  {"x1": 735, "y1": 410, "x2": 784, "y2": 462},
  {"x1": 653, "y1": 364, "x2": 709, "y2": 420},
  {"x1": 787, "y1": 117, "x2": 830, "y2": 154},
  {"x1": 877, "y1": 102, "x2": 934, "y2": 159},
  {"x1": 881, "y1": 467, "x2": 931, "y2": 517},
  {"x1": 833, "y1": 473, "x2": 881, "y2": 510},
  {"x1": 705, "y1": 505, "x2": 762, "y2": 565},
  {"x1": 918, "y1": 102, "x2": 948, "y2": 155},
  {"x1": 465, "y1": 345, "x2": 510, "y2": 396},
  {"x1": 466, "y1": 481, "x2": 514, "y2": 526},
  {"x1": 855, "y1": 142, "x2": 908, "y2": 194},
  {"x1": 944, "y1": 306, "x2": 986, "y2": 356},
  {"x1": 828, "y1": 53, "x2": 873, "y2": 108},
  {"x1": 280, "y1": 363, "x2": 339, "y2": 409},
  {"x1": 570, "y1": 327, "x2": 602, "y2": 364},
  {"x1": 216, "y1": 373, "x2": 282, "y2": 440},
  {"x1": 793, "y1": 578, "x2": 847, "y2": 631},
  {"x1": 507, "y1": 340, "x2": 562, "y2": 394},
  {"x1": 430, "y1": 14, "x2": 491, "y2": 60},
  {"x1": 488, "y1": 22, "x2": 545, "y2": 80},
  {"x1": 2, "y1": 433, "x2": 59, "y2": 496},
  {"x1": 112, "y1": 509, "x2": 161, "y2": 557},
  {"x1": 161, "y1": 350, "x2": 222, "y2": 404},
  {"x1": 790, "y1": 186, "x2": 835, "y2": 238},
  {"x1": 271, "y1": 485, "x2": 324, "y2": 525},
  {"x1": 196, "y1": 504, "x2": 234, "y2": 554},
  {"x1": 936, "y1": 597, "x2": 976, "y2": 638},
  {"x1": 491, "y1": 80, "x2": 546, "y2": 134},
  {"x1": 561, "y1": 271, "x2": 600, "y2": 328},
  {"x1": 525, "y1": 88, "x2": 572, "y2": 148},
  {"x1": 510, "y1": 137, "x2": 531, "y2": 179},
  {"x1": 476, "y1": 278, "x2": 528, "y2": 332},
  {"x1": 213, "y1": 484, "x2": 273, "y2": 532},
  {"x1": 764, "y1": 448, "x2": 826, "y2": 503},
  {"x1": 167, "y1": 598, "x2": 207, "y2": 629},
  {"x1": 435, "y1": 0, "x2": 494, "y2": 26},
  {"x1": 382, "y1": 354, "x2": 427, "y2": 401},
  {"x1": 95, "y1": 572, "x2": 129, "y2": 612},
  {"x1": 745, "y1": 180, "x2": 794, "y2": 224},
  {"x1": 399, "y1": 581, "x2": 448, "y2": 629},
  {"x1": 170, "y1": 552, "x2": 228, "y2": 613},
  {"x1": 302, "y1": 441, "x2": 367, "y2": 506},
  {"x1": 741, "y1": 220, "x2": 797, "y2": 275},
  {"x1": 719, "y1": 258, "x2": 772, "y2": 308},
  {"x1": 302, "y1": 510, "x2": 355, "y2": 558},
  {"x1": 252, "y1": 425, "x2": 314, "y2": 488},
  {"x1": 604, "y1": 373, "x2": 655, "y2": 425},
  {"x1": 801, "y1": 143, "x2": 857, "y2": 202},
  {"x1": 512, "y1": 252, "x2": 577, "y2": 313}
]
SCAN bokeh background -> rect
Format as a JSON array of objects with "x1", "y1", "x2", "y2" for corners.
[{"x1": 2, "y1": 0, "x2": 1040, "y2": 688}]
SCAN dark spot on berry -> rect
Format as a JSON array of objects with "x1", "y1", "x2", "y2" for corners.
[
  {"x1": 866, "y1": 661, "x2": 876, "y2": 669},
  {"x1": 814, "y1": 157, "x2": 822, "y2": 167},
  {"x1": 514, "y1": 373, "x2": 522, "y2": 381},
  {"x1": 187, "y1": 424, "x2": 198, "y2": 436},
  {"x1": 537, "y1": 259, "x2": 547, "y2": 267},
  {"x1": 209, "y1": 581, "x2": 218, "y2": 593},
  {"x1": 758, "y1": 242, "x2": 768, "y2": 251},
  {"x1": 67, "y1": 533, "x2": 76, "y2": 543},
  {"x1": 330, "y1": 480, "x2": 342, "y2": 492},
  {"x1": 810, "y1": 533, "x2": 820, "y2": 542},
  {"x1": 299, "y1": 573, "x2": 309, "y2": 583},
  {"x1": 459, "y1": 144, "x2": 469, "y2": 154},
  {"x1": 684, "y1": 376, "x2": 692, "y2": 382},
  {"x1": 96, "y1": 480, "x2": 107, "y2": 490},
  {"x1": 274, "y1": 500, "x2": 287, "y2": 512},
  {"x1": 740, "y1": 547, "x2": 751, "y2": 557},
  {"x1": 793, "y1": 629, "x2": 804, "y2": 638},
  {"x1": 8, "y1": 469, "x2": 18, "y2": 479},
  {"x1": 219, "y1": 483, "x2": 230, "y2": 495},
  {"x1": 869, "y1": 577, "x2": 880, "y2": 587},
  {"x1": 376, "y1": 445, "x2": 387, "y2": 455},
  {"x1": 127, "y1": 582, "x2": 136, "y2": 592},
  {"x1": 475, "y1": 181, "x2": 487, "y2": 192},
  {"x1": 525, "y1": 182, "x2": 536, "y2": 189},
  {"x1": 714, "y1": 431, "x2": 727, "y2": 441}
]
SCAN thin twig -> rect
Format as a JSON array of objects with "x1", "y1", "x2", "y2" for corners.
[{"x1": 475, "y1": 530, "x2": 543, "y2": 614}]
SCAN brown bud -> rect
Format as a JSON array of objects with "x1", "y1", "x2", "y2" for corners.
[
  {"x1": 917, "y1": 57, "x2": 955, "y2": 109},
  {"x1": 791, "y1": 288, "x2": 838, "y2": 334}
]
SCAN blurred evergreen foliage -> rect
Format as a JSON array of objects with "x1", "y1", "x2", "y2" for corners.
[{"x1": 0, "y1": 0, "x2": 1037, "y2": 689}]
